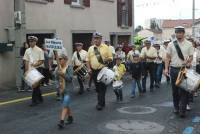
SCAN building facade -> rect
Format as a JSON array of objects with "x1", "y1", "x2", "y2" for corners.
[{"x1": 0, "y1": 0, "x2": 133, "y2": 90}]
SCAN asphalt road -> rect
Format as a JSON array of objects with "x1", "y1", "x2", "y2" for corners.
[{"x1": 0, "y1": 77, "x2": 200, "y2": 134}]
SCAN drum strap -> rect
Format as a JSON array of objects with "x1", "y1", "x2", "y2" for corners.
[
  {"x1": 94, "y1": 47, "x2": 105, "y2": 65},
  {"x1": 76, "y1": 51, "x2": 82, "y2": 62},
  {"x1": 173, "y1": 40, "x2": 185, "y2": 61}
]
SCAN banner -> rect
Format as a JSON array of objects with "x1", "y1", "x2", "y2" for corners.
[{"x1": 45, "y1": 38, "x2": 63, "y2": 51}]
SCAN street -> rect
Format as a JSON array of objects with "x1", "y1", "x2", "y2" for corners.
[{"x1": 0, "y1": 77, "x2": 200, "y2": 134}]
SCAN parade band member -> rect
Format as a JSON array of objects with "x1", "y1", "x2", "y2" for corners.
[
  {"x1": 87, "y1": 32, "x2": 113, "y2": 111},
  {"x1": 163, "y1": 40, "x2": 171, "y2": 83},
  {"x1": 55, "y1": 53, "x2": 74, "y2": 129},
  {"x1": 153, "y1": 41, "x2": 164, "y2": 88},
  {"x1": 72, "y1": 42, "x2": 88, "y2": 94},
  {"x1": 140, "y1": 40, "x2": 157, "y2": 92},
  {"x1": 112, "y1": 55, "x2": 126, "y2": 101},
  {"x1": 23, "y1": 36, "x2": 44, "y2": 107},
  {"x1": 164, "y1": 26, "x2": 193, "y2": 118}
]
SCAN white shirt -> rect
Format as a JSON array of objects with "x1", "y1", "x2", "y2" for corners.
[
  {"x1": 108, "y1": 45, "x2": 115, "y2": 55},
  {"x1": 23, "y1": 45, "x2": 44, "y2": 68},
  {"x1": 127, "y1": 50, "x2": 140, "y2": 61},
  {"x1": 72, "y1": 49, "x2": 88, "y2": 66}
]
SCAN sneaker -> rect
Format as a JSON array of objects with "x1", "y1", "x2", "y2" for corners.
[
  {"x1": 96, "y1": 105, "x2": 103, "y2": 111},
  {"x1": 130, "y1": 95, "x2": 135, "y2": 98},
  {"x1": 66, "y1": 116, "x2": 73, "y2": 125},
  {"x1": 57, "y1": 120, "x2": 64, "y2": 129},
  {"x1": 186, "y1": 105, "x2": 191, "y2": 111},
  {"x1": 29, "y1": 102, "x2": 38, "y2": 107},
  {"x1": 179, "y1": 112, "x2": 186, "y2": 118},
  {"x1": 194, "y1": 92, "x2": 198, "y2": 97},
  {"x1": 43, "y1": 84, "x2": 48, "y2": 87}
]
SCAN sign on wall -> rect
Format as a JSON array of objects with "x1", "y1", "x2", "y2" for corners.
[{"x1": 45, "y1": 38, "x2": 63, "y2": 51}]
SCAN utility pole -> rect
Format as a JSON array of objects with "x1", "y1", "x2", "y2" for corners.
[
  {"x1": 14, "y1": 0, "x2": 26, "y2": 90},
  {"x1": 192, "y1": 0, "x2": 195, "y2": 37},
  {"x1": 132, "y1": 0, "x2": 135, "y2": 44}
]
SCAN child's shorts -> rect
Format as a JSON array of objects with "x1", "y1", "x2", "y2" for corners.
[{"x1": 62, "y1": 95, "x2": 71, "y2": 108}]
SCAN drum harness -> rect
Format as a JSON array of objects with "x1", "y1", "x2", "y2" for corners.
[{"x1": 173, "y1": 40, "x2": 188, "y2": 87}]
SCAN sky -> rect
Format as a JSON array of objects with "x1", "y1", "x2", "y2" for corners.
[{"x1": 134, "y1": 0, "x2": 200, "y2": 27}]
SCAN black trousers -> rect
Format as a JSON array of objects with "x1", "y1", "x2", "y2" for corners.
[
  {"x1": 77, "y1": 75, "x2": 84, "y2": 92},
  {"x1": 170, "y1": 67, "x2": 189, "y2": 113},
  {"x1": 43, "y1": 68, "x2": 50, "y2": 84},
  {"x1": 32, "y1": 67, "x2": 43, "y2": 103},
  {"x1": 142, "y1": 62, "x2": 155, "y2": 91},
  {"x1": 92, "y1": 69, "x2": 107, "y2": 107}
]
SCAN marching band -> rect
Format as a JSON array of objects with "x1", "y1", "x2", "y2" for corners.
[{"x1": 22, "y1": 28, "x2": 200, "y2": 129}]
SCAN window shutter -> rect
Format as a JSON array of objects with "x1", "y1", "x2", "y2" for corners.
[
  {"x1": 128, "y1": 0, "x2": 132, "y2": 27},
  {"x1": 83, "y1": 0, "x2": 90, "y2": 7},
  {"x1": 117, "y1": 0, "x2": 122, "y2": 27},
  {"x1": 64, "y1": 0, "x2": 71, "y2": 4}
]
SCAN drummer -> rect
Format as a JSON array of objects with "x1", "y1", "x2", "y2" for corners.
[
  {"x1": 23, "y1": 36, "x2": 44, "y2": 107},
  {"x1": 72, "y1": 42, "x2": 88, "y2": 95},
  {"x1": 87, "y1": 32, "x2": 113, "y2": 111},
  {"x1": 164, "y1": 26, "x2": 193, "y2": 118}
]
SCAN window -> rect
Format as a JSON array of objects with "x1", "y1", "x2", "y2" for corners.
[
  {"x1": 117, "y1": 0, "x2": 132, "y2": 27},
  {"x1": 71, "y1": 0, "x2": 81, "y2": 6}
]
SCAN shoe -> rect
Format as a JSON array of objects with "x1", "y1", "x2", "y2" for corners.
[
  {"x1": 186, "y1": 105, "x2": 191, "y2": 111},
  {"x1": 58, "y1": 120, "x2": 64, "y2": 129},
  {"x1": 96, "y1": 105, "x2": 103, "y2": 111},
  {"x1": 43, "y1": 84, "x2": 48, "y2": 87},
  {"x1": 130, "y1": 95, "x2": 135, "y2": 98},
  {"x1": 86, "y1": 88, "x2": 90, "y2": 92},
  {"x1": 179, "y1": 112, "x2": 186, "y2": 118},
  {"x1": 173, "y1": 109, "x2": 179, "y2": 115},
  {"x1": 78, "y1": 90, "x2": 84, "y2": 95},
  {"x1": 66, "y1": 116, "x2": 73, "y2": 124},
  {"x1": 18, "y1": 89, "x2": 25, "y2": 92},
  {"x1": 29, "y1": 102, "x2": 38, "y2": 107},
  {"x1": 155, "y1": 83, "x2": 160, "y2": 88},
  {"x1": 194, "y1": 92, "x2": 198, "y2": 97}
]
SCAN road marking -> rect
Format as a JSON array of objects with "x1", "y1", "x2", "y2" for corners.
[
  {"x1": 183, "y1": 127, "x2": 194, "y2": 134},
  {"x1": 192, "y1": 116, "x2": 200, "y2": 123},
  {"x1": 0, "y1": 92, "x2": 56, "y2": 106}
]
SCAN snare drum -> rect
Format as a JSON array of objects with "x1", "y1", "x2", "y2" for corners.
[
  {"x1": 177, "y1": 69, "x2": 200, "y2": 93},
  {"x1": 74, "y1": 64, "x2": 89, "y2": 79},
  {"x1": 112, "y1": 80, "x2": 123, "y2": 89},
  {"x1": 24, "y1": 68, "x2": 44, "y2": 88}
]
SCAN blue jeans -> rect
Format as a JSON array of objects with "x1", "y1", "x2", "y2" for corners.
[
  {"x1": 154, "y1": 63, "x2": 163, "y2": 84},
  {"x1": 131, "y1": 79, "x2": 142, "y2": 96}
]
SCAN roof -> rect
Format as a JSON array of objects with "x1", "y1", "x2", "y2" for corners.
[{"x1": 162, "y1": 19, "x2": 200, "y2": 28}]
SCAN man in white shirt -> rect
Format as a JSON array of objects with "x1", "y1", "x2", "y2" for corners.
[
  {"x1": 23, "y1": 36, "x2": 44, "y2": 107},
  {"x1": 72, "y1": 42, "x2": 88, "y2": 94},
  {"x1": 140, "y1": 39, "x2": 157, "y2": 92}
]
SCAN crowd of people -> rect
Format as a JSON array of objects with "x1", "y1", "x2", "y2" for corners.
[{"x1": 20, "y1": 26, "x2": 200, "y2": 129}]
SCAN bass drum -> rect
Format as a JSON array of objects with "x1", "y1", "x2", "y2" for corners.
[
  {"x1": 97, "y1": 67, "x2": 115, "y2": 85},
  {"x1": 24, "y1": 68, "x2": 44, "y2": 88}
]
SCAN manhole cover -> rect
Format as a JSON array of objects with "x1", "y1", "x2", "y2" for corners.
[
  {"x1": 105, "y1": 119, "x2": 164, "y2": 134},
  {"x1": 117, "y1": 106, "x2": 157, "y2": 115},
  {"x1": 153, "y1": 101, "x2": 173, "y2": 107}
]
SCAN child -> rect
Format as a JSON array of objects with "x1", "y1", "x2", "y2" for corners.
[
  {"x1": 129, "y1": 53, "x2": 142, "y2": 98},
  {"x1": 112, "y1": 55, "x2": 126, "y2": 101},
  {"x1": 55, "y1": 53, "x2": 74, "y2": 129}
]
